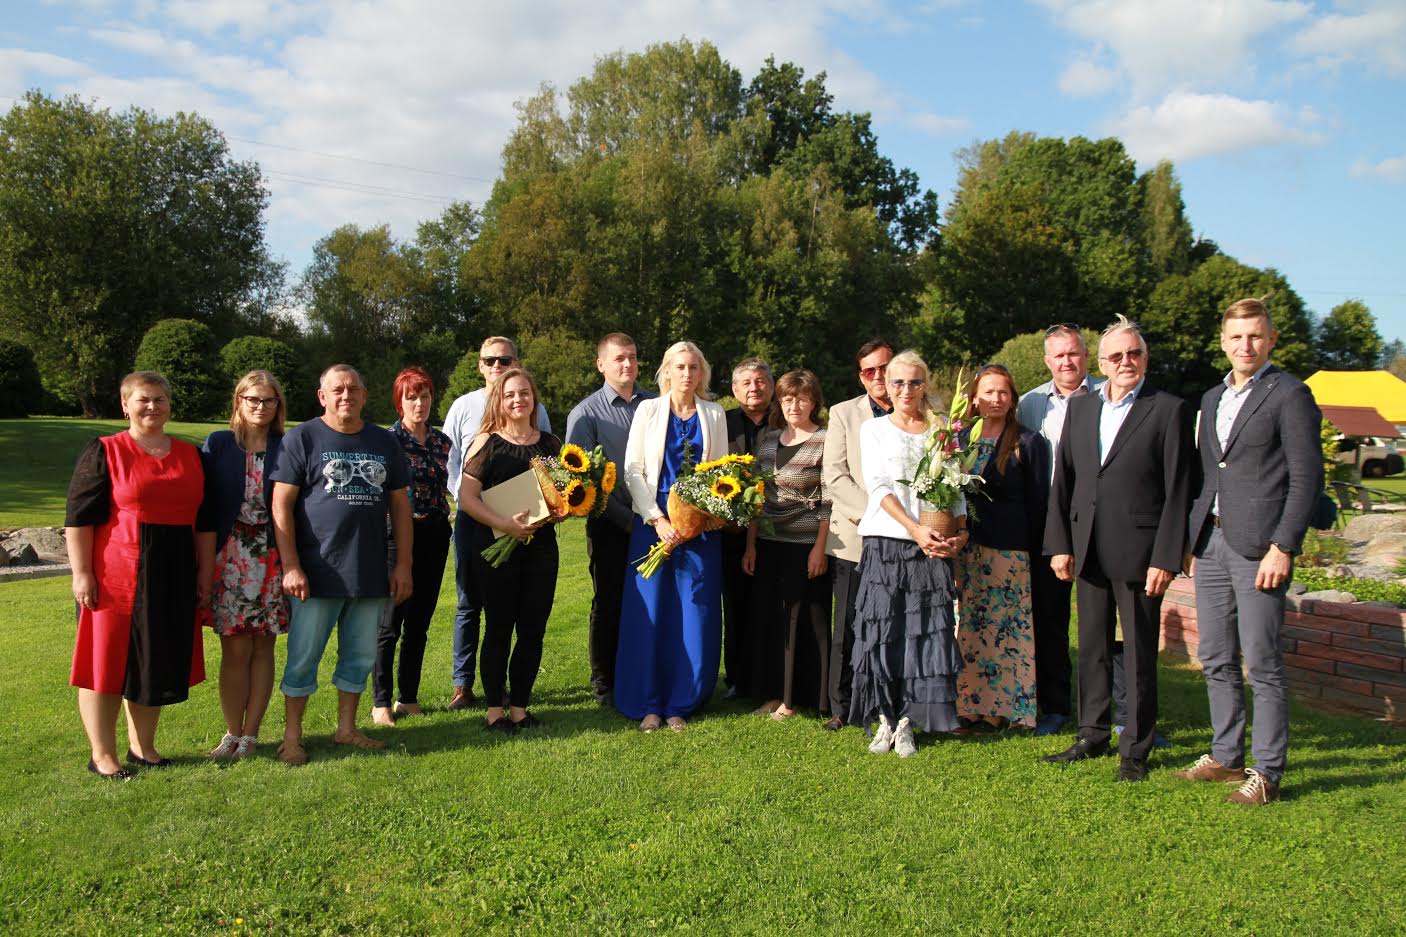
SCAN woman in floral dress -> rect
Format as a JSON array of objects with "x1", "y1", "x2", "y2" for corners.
[
  {"x1": 954, "y1": 365, "x2": 1050, "y2": 731},
  {"x1": 200, "y1": 370, "x2": 290, "y2": 758}
]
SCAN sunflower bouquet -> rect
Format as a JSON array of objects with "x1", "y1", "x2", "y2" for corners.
[
  {"x1": 481, "y1": 443, "x2": 617, "y2": 567},
  {"x1": 635, "y1": 448, "x2": 770, "y2": 579}
]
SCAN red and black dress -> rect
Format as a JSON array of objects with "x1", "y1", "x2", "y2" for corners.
[{"x1": 66, "y1": 433, "x2": 212, "y2": 705}]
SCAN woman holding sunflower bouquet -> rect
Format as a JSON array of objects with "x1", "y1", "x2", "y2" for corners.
[
  {"x1": 457, "y1": 368, "x2": 562, "y2": 733},
  {"x1": 616, "y1": 341, "x2": 729, "y2": 732}
]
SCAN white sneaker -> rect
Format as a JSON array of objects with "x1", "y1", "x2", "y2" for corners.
[
  {"x1": 868, "y1": 715, "x2": 894, "y2": 754},
  {"x1": 893, "y1": 717, "x2": 917, "y2": 758}
]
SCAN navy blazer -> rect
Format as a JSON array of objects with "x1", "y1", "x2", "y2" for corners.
[
  {"x1": 1188, "y1": 366, "x2": 1322, "y2": 560},
  {"x1": 201, "y1": 429, "x2": 283, "y2": 550},
  {"x1": 967, "y1": 425, "x2": 1050, "y2": 554}
]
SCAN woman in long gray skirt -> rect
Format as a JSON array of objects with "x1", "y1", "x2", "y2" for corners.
[{"x1": 847, "y1": 350, "x2": 969, "y2": 757}]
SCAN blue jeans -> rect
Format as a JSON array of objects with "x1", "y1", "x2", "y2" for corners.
[
  {"x1": 451, "y1": 510, "x2": 482, "y2": 689},
  {"x1": 281, "y1": 596, "x2": 387, "y2": 697}
]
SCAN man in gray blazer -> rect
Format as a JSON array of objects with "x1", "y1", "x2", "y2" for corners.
[
  {"x1": 1176, "y1": 298, "x2": 1322, "y2": 805},
  {"x1": 821, "y1": 338, "x2": 894, "y2": 730}
]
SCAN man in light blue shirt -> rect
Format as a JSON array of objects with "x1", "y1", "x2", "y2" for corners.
[{"x1": 565, "y1": 332, "x2": 656, "y2": 704}]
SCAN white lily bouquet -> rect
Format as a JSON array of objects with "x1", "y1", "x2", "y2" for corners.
[{"x1": 898, "y1": 369, "x2": 987, "y2": 530}]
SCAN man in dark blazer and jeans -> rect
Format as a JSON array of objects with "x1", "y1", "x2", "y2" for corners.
[
  {"x1": 1042, "y1": 315, "x2": 1194, "y2": 781},
  {"x1": 1175, "y1": 298, "x2": 1321, "y2": 805}
]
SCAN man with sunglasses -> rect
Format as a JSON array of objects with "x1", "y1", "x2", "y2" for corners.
[
  {"x1": 1042, "y1": 316, "x2": 1193, "y2": 782},
  {"x1": 442, "y1": 337, "x2": 550, "y2": 710},
  {"x1": 270, "y1": 364, "x2": 412, "y2": 764},
  {"x1": 820, "y1": 338, "x2": 895, "y2": 730}
]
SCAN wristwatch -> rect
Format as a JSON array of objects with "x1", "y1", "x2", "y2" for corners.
[{"x1": 1270, "y1": 541, "x2": 1295, "y2": 556}]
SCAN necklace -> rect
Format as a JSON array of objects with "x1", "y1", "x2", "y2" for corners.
[{"x1": 131, "y1": 433, "x2": 170, "y2": 456}]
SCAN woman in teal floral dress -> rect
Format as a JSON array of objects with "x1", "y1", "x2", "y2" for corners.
[
  {"x1": 955, "y1": 365, "x2": 1049, "y2": 731},
  {"x1": 199, "y1": 371, "x2": 290, "y2": 758}
]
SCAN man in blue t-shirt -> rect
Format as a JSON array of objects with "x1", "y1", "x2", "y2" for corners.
[{"x1": 271, "y1": 364, "x2": 412, "y2": 765}]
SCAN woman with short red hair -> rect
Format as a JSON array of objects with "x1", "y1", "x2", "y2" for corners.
[{"x1": 371, "y1": 367, "x2": 453, "y2": 725}]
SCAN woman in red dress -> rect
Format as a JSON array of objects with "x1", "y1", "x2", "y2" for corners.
[{"x1": 65, "y1": 371, "x2": 214, "y2": 779}]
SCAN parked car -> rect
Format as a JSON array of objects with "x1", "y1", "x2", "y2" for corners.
[{"x1": 1335, "y1": 436, "x2": 1404, "y2": 478}]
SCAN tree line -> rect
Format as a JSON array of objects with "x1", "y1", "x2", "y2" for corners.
[{"x1": 0, "y1": 40, "x2": 1391, "y2": 424}]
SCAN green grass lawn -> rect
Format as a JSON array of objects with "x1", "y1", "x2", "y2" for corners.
[{"x1": 1, "y1": 420, "x2": 1404, "y2": 933}]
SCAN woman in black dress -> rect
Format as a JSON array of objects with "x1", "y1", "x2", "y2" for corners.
[{"x1": 457, "y1": 368, "x2": 559, "y2": 733}]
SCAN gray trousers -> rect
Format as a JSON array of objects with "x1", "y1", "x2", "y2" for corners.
[{"x1": 1193, "y1": 527, "x2": 1290, "y2": 782}]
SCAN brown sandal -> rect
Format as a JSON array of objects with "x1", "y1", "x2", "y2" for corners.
[
  {"x1": 333, "y1": 730, "x2": 386, "y2": 750},
  {"x1": 276, "y1": 738, "x2": 307, "y2": 766}
]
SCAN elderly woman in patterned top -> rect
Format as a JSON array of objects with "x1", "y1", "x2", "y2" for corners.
[
  {"x1": 742, "y1": 369, "x2": 833, "y2": 722},
  {"x1": 371, "y1": 367, "x2": 454, "y2": 726}
]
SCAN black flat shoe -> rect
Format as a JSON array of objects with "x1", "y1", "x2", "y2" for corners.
[
  {"x1": 484, "y1": 718, "x2": 515, "y2": 735},
  {"x1": 125, "y1": 749, "x2": 173, "y2": 768},
  {"x1": 511, "y1": 712, "x2": 543, "y2": 730},
  {"x1": 1041, "y1": 736, "x2": 1112, "y2": 764},
  {"x1": 1118, "y1": 756, "x2": 1150, "y2": 782},
  {"x1": 88, "y1": 759, "x2": 134, "y2": 781}
]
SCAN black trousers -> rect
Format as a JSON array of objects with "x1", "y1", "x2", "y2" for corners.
[
  {"x1": 474, "y1": 532, "x2": 559, "y2": 709},
  {"x1": 745, "y1": 539, "x2": 833, "y2": 711},
  {"x1": 372, "y1": 516, "x2": 452, "y2": 707},
  {"x1": 585, "y1": 516, "x2": 631, "y2": 696},
  {"x1": 720, "y1": 531, "x2": 752, "y2": 688},
  {"x1": 827, "y1": 556, "x2": 861, "y2": 718},
  {"x1": 1075, "y1": 564, "x2": 1163, "y2": 760},
  {"x1": 1031, "y1": 556, "x2": 1074, "y2": 718}
]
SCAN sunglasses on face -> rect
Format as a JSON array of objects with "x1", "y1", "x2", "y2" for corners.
[
  {"x1": 239, "y1": 395, "x2": 279, "y2": 409},
  {"x1": 1100, "y1": 348, "x2": 1145, "y2": 366},
  {"x1": 1045, "y1": 322, "x2": 1080, "y2": 336},
  {"x1": 889, "y1": 378, "x2": 926, "y2": 391},
  {"x1": 481, "y1": 355, "x2": 515, "y2": 367},
  {"x1": 860, "y1": 364, "x2": 888, "y2": 380}
]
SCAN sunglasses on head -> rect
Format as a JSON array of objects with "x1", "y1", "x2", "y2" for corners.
[
  {"x1": 860, "y1": 363, "x2": 888, "y2": 380},
  {"x1": 1100, "y1": 348, "x2": 1145, "y2": 365},
  {"x1": 481, "y1": 355, "x2": 515, "y2": 367},
  {"x1": 1044, "y1": 322, "x2": 1080, "y2": 336}
]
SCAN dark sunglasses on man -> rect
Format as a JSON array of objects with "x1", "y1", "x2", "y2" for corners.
[
  {"x1": 481, "y1": 355, "x2": 515, "y2": 367},
  {"x1": 860, "y1": 363, "x2": 888, "y2": 380}
]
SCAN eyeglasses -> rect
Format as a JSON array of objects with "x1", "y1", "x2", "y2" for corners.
[
  {"x1": 481, "y1": 355, "x2": 515, "y2": 367},
  {"x1": 860, "y1": 363, "x2": 888, "y2": 380},
  {"x1": 889, "y1": 378, "x2": 927, "y2": 391},
  {"x1": 1099, "y1": 348, "x2": 1145, "y2": 366},
  {"x1": 239, "y1": 395, "x2": 279, "y2": 408},
  {"x1": 1045, "y1": 322, "x2": 1080, "y2": 336}
]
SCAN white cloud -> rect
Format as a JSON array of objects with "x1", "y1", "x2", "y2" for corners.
[
  {"x1": 907, "y1": 111, "x2": 969, "y2": 135},
  {"x1": 1038, "y1": 0, "x2": 1311, "y2": 97},
  {"x1": 0, "y1": 49, "x2": 91, "y2": 98},
  {"x1": 1109, "y1": 90, "x2": 1324, "y2": 162},
  {"x1": 1057, "y1": 58, "x2": 1118, "y2": 97},
  {"x1": 1351, "y1": 155, "x2": 1406, "y2": 182},
  {"x1": 1289, "y1": 1, "x2": 1406, "y2": 76}
]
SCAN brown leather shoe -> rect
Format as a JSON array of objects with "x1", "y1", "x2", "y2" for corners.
[
  {"x1": 822, "y1": 714, "x2": 845, "y2": 731},
  {"x1": 447, "y1": 686, "x2": 475, "y2": 710},
  {"x1": 1227, "y1": 770, "x2": 1280, "y2": 805},
  {"x1": 1173, "y1": 754, "x2": 1244, "y2": 783}
]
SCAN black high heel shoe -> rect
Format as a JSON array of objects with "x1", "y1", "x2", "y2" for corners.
[
  {"x1": 88, "y1": 759, "x2": 134, "y2": 781},
  {"x1": 125, "y1": 749, "x2": 173, "y2": 768}
]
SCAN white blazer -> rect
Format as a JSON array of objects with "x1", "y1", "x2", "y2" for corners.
[{"x1": 623, "y1": 396, "x2": 728, "y2": 522}]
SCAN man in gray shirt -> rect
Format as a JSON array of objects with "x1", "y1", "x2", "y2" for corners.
[{"x1": 565, "y1": 332, "x2": 656, "y2": 704}]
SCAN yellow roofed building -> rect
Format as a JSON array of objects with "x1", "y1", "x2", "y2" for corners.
[{"x1": 1304, "y1": 370, "x2": 1406, "y2": 426}]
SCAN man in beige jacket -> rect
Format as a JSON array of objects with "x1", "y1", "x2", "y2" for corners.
[{"x1": 820, "y1": 338, "x2": 894, "y2": 730}]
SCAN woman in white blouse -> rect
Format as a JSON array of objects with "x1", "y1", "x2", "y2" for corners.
[
  {"x1": 848, "y1": 350, "x2": 969, "y2": 757},
  {"x1": 615, "y1": 341, "x2": 728, "y2": 732}
]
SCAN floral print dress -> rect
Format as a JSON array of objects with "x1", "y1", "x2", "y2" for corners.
[
  {"x1": 954, "y1": 441, "x2": 1036, "y2": 728},
  {"x1": 209, "y1": 450, "x2": 289, "y2": 637}
]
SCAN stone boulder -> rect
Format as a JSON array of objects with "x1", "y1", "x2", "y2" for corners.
[
  {"x1": 7, "y1": 542, "x2": 38, "y2": 565},
  {"x1": 1302, "y1": 589, "x2": 1357, "y2": 603},
  {"x1": 1360, "y1": 532, "x2": 1406, "y2": 565},
  {"x1": 1343, "y1": 513, "x2": 1406, "y2": 543},
  {"x1": 15, "y1": 527, "x2": 67, "y2": 561}
]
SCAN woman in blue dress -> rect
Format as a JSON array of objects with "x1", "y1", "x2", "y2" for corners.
[{"x1": 616, "y1": 341, "x2": 729, "y2": 732}]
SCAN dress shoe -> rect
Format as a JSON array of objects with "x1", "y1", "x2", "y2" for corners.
[
  {"x1": 1172, "y1": 754, "x2": 1244, "y2": 783},
  {"x1": 511, "y1": 711, "x2": 543, "y2": 730},
  {"x1": 1034, "y1": 713, "x2": 1070, "y2": 736},
  {"x1": 821, "y1": 714, "x2": 845, "y2": 732},
  {"x1": 447, "y1": 686, "x2": 475, "y2": 710},
  {"x1": 1227, "y1": 769, "x2": 1280, "y2": 805},
  {"x1": 88, "y1": 758, "x2": 134, "y2": 781},
  {"x1": 1041, "y1": 736, "x2": 1111, "y2": 764},
  {"x1": 1117, "y1": 756, "x2": 1149, "y2": 782},
  {"x1": 125, "y1": 749, "x2": 173, "y2": 768}
]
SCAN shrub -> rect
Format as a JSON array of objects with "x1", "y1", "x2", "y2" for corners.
[
  {"x1": 438, "y1": 349, "x2": 485, "y2": 423},
  {"x1": 989, "y1": 328, "x2": 1101, "y2": 400},
  {"x1": 1298, "y1": 529, "x2": 1350, "y2": 568},
  {"x1": 217, "y1": 336, "x2": 306, "y2": 419},
  {"x1": 1291, "y1": 568, "x2": 1406, "y2": 608},
  {"x1": 0, "y1": 339, "x2": 43, "y2": 418},
  {"x1": 133, "y1": 319, "x2": 221, "y2": 420}
]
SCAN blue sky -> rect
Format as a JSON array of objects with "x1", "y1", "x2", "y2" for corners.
[{"x1": 4, "y1": 1, "x2": 1404, "y2": 343}]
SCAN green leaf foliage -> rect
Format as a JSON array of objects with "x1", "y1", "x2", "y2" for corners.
[
  {"x1": 133, "y1": 318, "x2": 222, "y2": 420},
  {"x1": 1316, "y1": 299, "x2": 1382, "y2": 371},
  {"x1": 0, "y1": 337, "x2": 42, "y2": 418}
]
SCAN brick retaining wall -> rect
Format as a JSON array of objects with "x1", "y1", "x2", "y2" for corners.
[{"x1": 1160, "y1": 577, "x2": 1404, "y2": 723}]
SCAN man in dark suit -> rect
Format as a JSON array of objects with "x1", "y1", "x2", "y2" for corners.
[
  {"x1": 1175, "y1": 298, "x2": 1322, "y2": 805},
  {"x1": 722, "y1": 356, "x2": 773, "y2": 697},
  {"x1": 1042, "y1": 315, "x2": 1194, "y2": 781}
]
